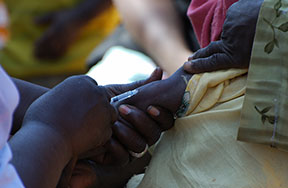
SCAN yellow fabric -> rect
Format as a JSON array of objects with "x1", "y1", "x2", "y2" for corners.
[
  {"x1": 127, "y1": 68, "x2": 288, "y2": 187},
  {"x1": 127, "y1": 1, "x2": 288, "y2": 187},
  {"x1": 0, "y1": 0, "x2": 120, "y2": 78},
  {"x1": 185, "y1": 69, "x2": 247, "y2": 114}
]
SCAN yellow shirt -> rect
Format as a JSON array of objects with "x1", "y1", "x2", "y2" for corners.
[{"x1": 0, "y1": 0, "x2": 120, "y2": 78}]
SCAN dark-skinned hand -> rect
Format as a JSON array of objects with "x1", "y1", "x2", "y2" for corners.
[
  {"x1": 123, "y1": 67, "x2": 192, "y2": 115},
  {"x1": 184, "y1": 0, "x2": 264, "y2": 73},
  {"x1": 61, "y1": 67, "x2": 192, "y2": 188},
  {"x1": 90, "y1": 67, "x2": 191, "y2": 167},
  {"x1": 23, "y1": 75, "x2": 117, "y2": 157},
  {"x1": 57, "y1": 68, "x2": 176, "y2": 188},
  {"x1": 58, "y1": 104, "x2": 173, "y2": 188},
  {"x1": 79, "y1": 68, "x2": 175, "y2": 166}
]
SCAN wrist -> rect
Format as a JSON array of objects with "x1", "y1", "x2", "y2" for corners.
[{"x1": 166, "y1": 67, "x2": 193, "y2": 113}]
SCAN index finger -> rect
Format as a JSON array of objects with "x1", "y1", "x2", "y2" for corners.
[
  {"x1": 188, "y1": 41, "x2": 223, "y2": 61},
  {"x1": 184, "y1": 53, "x2": 231, "y2": 74}
]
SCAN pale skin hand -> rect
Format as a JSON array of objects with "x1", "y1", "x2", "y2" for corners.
[{"x1": 113, "y1": 0, "x2": 192, "y2": 75}]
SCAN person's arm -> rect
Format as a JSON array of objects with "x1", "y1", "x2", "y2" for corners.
[
  {"x1": 184, "y1": 0, "x2": 264, "y2": 73},
  {"x1": 12, "y1": 78, "x2": 49, "y2": 134},
  {"x1": 56, "y1": 69, "x2": 175, "y2": 188},
  {"x1": 35, "y1": 0, "x2": 112, "y2": 59},
  {"x1": 10, "y1": 123, "x2": 72, "y2": 188},
  {"x1": 61, "y1": 67, "x2": 192, "y2": 188},
  {"x1": 10, "y1": 76, "x2": 117, "y2": 188},
  {"x1": 113, "y1": 0, "x2": 192, "y2": 75}
]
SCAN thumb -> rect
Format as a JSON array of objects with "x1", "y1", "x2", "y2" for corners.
[{"x1": 106, "y1": 67, "x2": 163, "y2": 96}]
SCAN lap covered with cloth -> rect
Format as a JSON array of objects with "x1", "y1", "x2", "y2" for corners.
[{"x1": 128, "y1": 0, "x2": 288, "y2": 187}]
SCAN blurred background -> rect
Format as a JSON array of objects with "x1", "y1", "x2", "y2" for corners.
[{"x1": 0, "y1": 0, "x2": 199, "y2": 88}]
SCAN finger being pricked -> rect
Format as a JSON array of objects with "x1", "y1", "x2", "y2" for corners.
[
  {"x1": 146, "y1": 105, "x2": 174, "y2": 131},
  {"x1": 113, "y1": 119, "x2": 147, "y2": 154},
  {"x1": 117, "y1": 104, "x2": 174, "y2": 147}
]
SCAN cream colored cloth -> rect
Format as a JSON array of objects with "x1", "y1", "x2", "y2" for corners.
[
  {"x1": 238, "y1": 0, "x2": 288, "y2": 151},
  {"x1": 128, "y1": 68, "x2": 288, "y2": 187}
]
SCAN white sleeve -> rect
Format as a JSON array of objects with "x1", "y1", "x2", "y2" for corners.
[
  {"x1": 0, "y1": 66, "x2": 23, "y2": 187},
  {"x1": 0, "y1": 144, "x2": 24, "y2": 188}
]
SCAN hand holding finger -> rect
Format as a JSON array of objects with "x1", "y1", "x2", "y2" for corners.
[
  {"x1": 118, "y1": 104, "x2": 162, "y2": 146},
  {"x1": 146, "y1": 105, "x2": 174, "y2": 131},
  {"x1": 188, "y1": 41, "x2": 223, "y2": 61},
  {"x1": 105, "y1": 67, "x2": 163, "y2": 97}
]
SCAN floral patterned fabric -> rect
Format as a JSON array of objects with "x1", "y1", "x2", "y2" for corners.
[{"x1": 238, "y1": 0, "x2": 288, "y2": 152}]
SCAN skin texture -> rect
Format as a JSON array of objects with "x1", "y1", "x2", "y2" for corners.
[
  {"x1": 10, "y1": 75, "x2": 117, "y2": 188},
  {"x1": 34, "y1": 0, "x2": 112, "y2": 60},
  {"x1": 68, "y1": 154, "x2": 151, "y2": 188},
  {"x1": 64, "y1": 66, "x2": 193, "y2": 188},
  {"x1": 184, "y1": 0, "x2": 264, "y2": 73},
  {"x1": 9, "y1": 69, "x2": 175, "y2": 188},
  {"x1": 11, "y1": 78, "x2": 49, "y2": 134},
  {"x1": 113, "y1": 0, "x2": 192, "y2": 75},
  {"x1": 60, "y1": 104, "x2": 175, "y2": 188},
  {"x1": 57, "y1": 69, "x2": 176, "y2": 188},
  {"x1": 123, "y1": 67, "x2": 192, "y2": 114}
]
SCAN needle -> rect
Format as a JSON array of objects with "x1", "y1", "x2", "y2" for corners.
[{"x1": 110, "y1": 89, "x2": 138, "y2": 104}]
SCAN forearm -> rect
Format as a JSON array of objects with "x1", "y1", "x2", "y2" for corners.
[
  {"x1": 113, "y1": 0, "x2": 192, "y2": 75},
  {"x1": 12, "y1": 78, "x2": 49, "y2": 134},
  {"x1": 159, "y1": 66, "x2": 193, "y2": 113},
  {"x1": 9, "y1": 122, "x2": 72, "y2": 188}
]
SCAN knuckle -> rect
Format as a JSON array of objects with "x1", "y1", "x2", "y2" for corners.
[
  {"x1": 154, "y1": 108, "x2": 174, "y2": 130},
  {"x1": 66, "y1": 75, "x2": 86, "y2": 81},
  {"x1": 146, "y1": 127, "x2": 161, "y2": 146},
  {"x1": 211, "y1": 54, "x2": 219, "y2": 65},
  {"x1": 161, "y1": 119, "x2": 174, "y2": 131},
  {"x1": 129, "y1": 134, "x2": 147, "y2": 152},
  {"x1": 113, "y1": 122, "x2": 146, "y2": 152},
  {"x1": 193, "y1": 49, "x2": 202, "y2": 59}
]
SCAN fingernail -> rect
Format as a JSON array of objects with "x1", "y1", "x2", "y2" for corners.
[
  {"x1": 119, "y1": 105, "x2": 131, "y2": 115},
  {"x1": 147, "y1": 106, "x2": 160, "y2": 116},
  {"x1": 184, "y1": 61, "x2": 192, "y2": 70},
  {"x1": 188, "y1": 55, "x2": 194, "y2": 61}
]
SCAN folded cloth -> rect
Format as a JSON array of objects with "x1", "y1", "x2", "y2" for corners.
[{"x1": 132, "y1": 68, "x2": 288, "y2": 187}]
